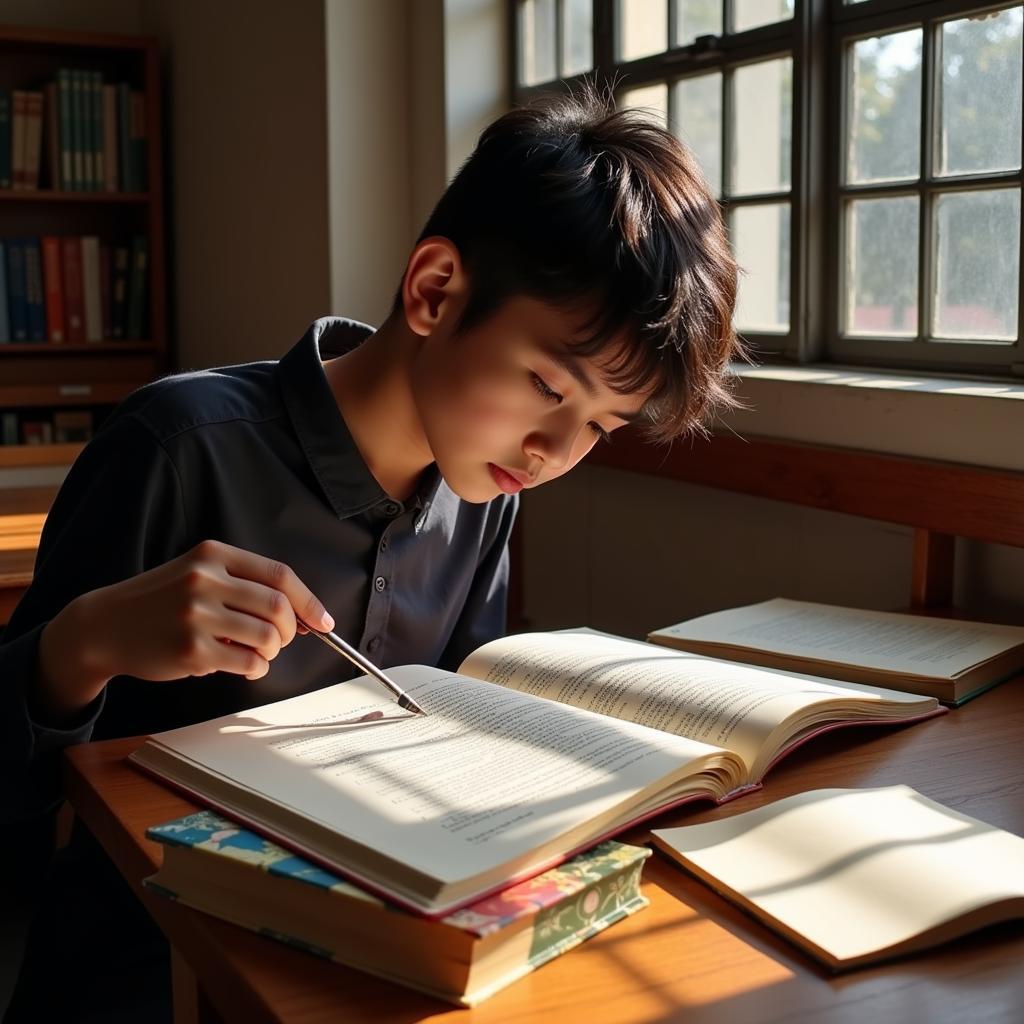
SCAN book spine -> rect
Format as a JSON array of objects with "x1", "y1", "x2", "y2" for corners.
[
  {"x1": 1, "y1": 412, "x2": 18, "y2": 444},
  {"x1": 71, "y1": 71, "x2": 84, "y2": 190},
  {"x1": 92, "y1": 71, "x2": 104, "y2": 191},
  {"x1": 11, "y1": 91, "x2": 26, "y2": 189},
  {"x1": 61, "y1": 236, "x2": 85, "y2": 342},
  {"x1": 0, "y1": 88, "x2": 12, "y2": 189},
  {"x1": 58, "y1": 70, "x2": 72, "y2": 190},
  {"x1": 131, "y1": 90, "x2": 147, "y2": 191},
  {"x1": 24, "y1": 239, "x2": 45, "y2": 340},
  {"x1": 81, "y1": 71, "x2": 94, "y2": 190},
  {"x1": 99, "y1": 242, "x2": 111, "y2": 340},
  {"x1": 110, "y1": 245, "x2": 129, "y2": 340},
  {"x1": 80, "y1": 236, "x2": 103, "y2": 341},
  {"x1": 24, "y1": 92, "x2": 44, "y2": 190},
  {"x1": 117, "y1": 83, "x2": 132, "y2": 192},
  {"x1": 42, "y1": 236, "x2": 65, "y2": 343},
  {"x1": 102, "y1": 84, "x2": 118, "y2": 192},
  {"x1": 43, "y1": 82, "x2": 60, "y2": 190},
  {"x1": 6, "y1": 240, "x2": 27, "y2": 340},
  {"x1": 126, "y1": 234, "x2": 148, "y2": 339},
  {"x1": 0, "y1": 241, "x2": 9, "y2": 342}
]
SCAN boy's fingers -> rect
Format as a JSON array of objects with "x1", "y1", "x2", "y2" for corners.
[
  {"x1": 213, "y1": 607, "x2": 283, "y2": 663},
  {"x1": 198, "y1": 541, "x2": 334, "y2": 631},
  {"x1": 205, "y1": 637, "x2": 270, "y2": 680}
]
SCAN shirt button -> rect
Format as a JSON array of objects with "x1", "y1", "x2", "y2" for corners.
[
  {"x1": 383, "y1": 501, "x2": 401, "y2": 517},
  {"x1": 379, "y1": 536, "x2": 389, "y2": 553},
  {"x1": 374, "y1": 575, "x2": 387, "y2": 592},
  {"x1": 367, "y1": 636, "x2": 381, "y2": 653}
]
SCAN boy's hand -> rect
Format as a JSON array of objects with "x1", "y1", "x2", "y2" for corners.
[{"x1": 34, "y1": 540, "x2": 335, "y2": 720}]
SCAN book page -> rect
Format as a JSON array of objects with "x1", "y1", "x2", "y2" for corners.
[
  {"x1": 146, "y1": 666, "x2": 729, "y2": 887},
  {"x1": 652, "y1": 786, "x2": 1024, "y2": 965},
  {"x1": 651, "y1": 598, "x2": 1024, "y2": 679},
  {"x1": 458, "y1": 631, "x2": 920, "y2": 772}
]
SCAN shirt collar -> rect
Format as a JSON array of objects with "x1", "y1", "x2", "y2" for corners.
[{"x1": 278, "y1": 317, "x2": 444, "y2": 522}]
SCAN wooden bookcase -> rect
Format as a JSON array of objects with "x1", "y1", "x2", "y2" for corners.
[{"x1": 0, "y1": 23, "x2": 167, "y2": 468}]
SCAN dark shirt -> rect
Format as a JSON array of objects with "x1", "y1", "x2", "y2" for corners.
[{"x1": 0, "y1": 316, "x2": 518, "y2": 824}]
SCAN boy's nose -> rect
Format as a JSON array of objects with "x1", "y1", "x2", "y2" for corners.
[{"x1": 522, "y1": 425, "x2": 577, "y2": 474}]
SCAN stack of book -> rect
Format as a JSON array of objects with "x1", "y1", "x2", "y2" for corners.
[
  {"x1": 0, "y1": 71, "x2": 147, "y2": 192},
  {"x1": 0, "y1": 234, "x2": 148, "y2": 343},
  {"x1": 0, "y1": 408, "x2": 94, "y2": 446}
]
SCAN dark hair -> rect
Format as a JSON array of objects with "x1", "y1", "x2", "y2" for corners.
[{"x1": 401, "y1": 85, "x2": 744, "y2": 441}]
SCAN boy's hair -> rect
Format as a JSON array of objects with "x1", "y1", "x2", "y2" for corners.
[{"x1": 402, "y1": 85, "x2": 744, "y2": 441}]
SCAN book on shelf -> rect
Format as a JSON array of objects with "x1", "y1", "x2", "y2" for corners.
[
  {"x1": 130, "y1": 629, "x2": 943, "y2": 919},
  {"x1": 144, "y1": 809, "x2": 651, "y2": 1006},
  {"x1": 2, "y1": 68, "x2": 144, "y2": 192},
  {"x1": 647, "y1": 597, "x2": 1024, "y2": 706},
  {"x1": 0, "y1": 241, "x2": 8, "y2": 343},
  {"x1": 1, "y1": 233, "x2": 148, "y2": 343},
  {"x1": 53, "y1": 409, "x2": 93, "y2": 443},
  {"x1": 651, "y1": 785, "x2": 1024, "y2": 971}
]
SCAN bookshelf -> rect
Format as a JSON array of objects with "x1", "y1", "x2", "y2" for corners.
[{"x1": 0, "y1": 23, "x2": 167, "y2": 468}]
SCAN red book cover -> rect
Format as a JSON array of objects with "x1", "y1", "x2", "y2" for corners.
[
  {"x1": 100, "y1": 243, "x2": 111, "y2": 339},
  {"x1": 61, "y1": 236, "x2": 85, "y2": 342},
  {"x1": 42, "y1": 235, "x2": 65, "y2": 342}
]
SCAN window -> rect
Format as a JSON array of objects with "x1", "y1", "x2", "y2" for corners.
[{"x1": 513, "y1": 0, "x2": 1024, "y2": 377}]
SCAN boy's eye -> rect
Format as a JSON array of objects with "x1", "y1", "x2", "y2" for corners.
[{"x1": 530, "y1": 372, "x2": 562, "y2": 402}]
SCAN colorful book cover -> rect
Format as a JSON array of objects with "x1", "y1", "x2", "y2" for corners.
[
  {"x1": 146, "y1": 810, "x2": 650, "y2": 1003},
  {"x1": 0, "y1": 88, "x2": 11, "y2": 188},
  {"x1": 42, "y1": 236, "x2": 65, "y2": 342}
]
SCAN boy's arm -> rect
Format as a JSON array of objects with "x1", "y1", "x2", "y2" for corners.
[{"x1": 437, "y1": 493, "x2": 519, "y2": 673}]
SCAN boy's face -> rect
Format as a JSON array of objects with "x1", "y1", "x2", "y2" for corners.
[{"x1": 410, "y1": 295, "x2": 649, "y2": 504}]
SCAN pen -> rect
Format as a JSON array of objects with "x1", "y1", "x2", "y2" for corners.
[{"x1": 301, "y1": 622, "x2": 428, "y2": 715}]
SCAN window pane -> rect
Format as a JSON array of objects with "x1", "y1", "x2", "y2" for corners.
[
  {"x1": 730, "y1": 58, "x2": 792, "y2": 196},
  {"x1": 620, "y1": 82, "x2": 669, "y2": 126},
  {"x1": 934, "y1": 189, "x2": 1020, "y2": 340},
  {"x1": 732, "y1": 203, "x2": 790, "y2": 332},
  {"x1": 675, "y1": 0, "x2": 722, "y2": 47},
  {"x1": 847, "y1": 29, "x2": 922, "y2": 184},
  {"x1": 620, "y1": 0, "x2": 668, "y2": 60},
  {"x1": 938, "y1": 7, "x2": 1023, "y2": 177},
  {"x1": 674, "y1": 73, "x2": 722, "y2": 195},
  {"x1": 731, "y1": 0, "x2": 793, "y2": 33},
  {"x1": 562, "y1": 0, "x2": 594, "y2": 76},
  {"x1": 520, "y1": 0, "x2": 557, "y2": 85},
  {"x1": 845, "y1": 197, "x2": 919, "y2": 337}
]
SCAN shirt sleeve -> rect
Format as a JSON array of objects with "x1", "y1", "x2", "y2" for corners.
[
  {"x1": 437, "y1": 493, "x2": 519, "y2": 673},
  {"x1": 0, "y1": 414, "x2": 190, "y2": 823}
]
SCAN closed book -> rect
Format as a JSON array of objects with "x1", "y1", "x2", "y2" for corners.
[
  {"x1": 130, "y1": 90, "x2": 147, "y2": 190},
  {"x1": 23, "y1": 91, "x2": 44, "y2": 189},
  {"x1": 117, "y1": 82, "x2": 132, "y2": 191},
  {"x1": 41, "y1": 236, "x2": 65, "y2": 342},
  {"x1": 145, "y1": 810, "x2": 651, "y2": 1006},
  {"x1": 110, "y1": 245, "x2": 129, "y2": 339},
  {"x1": 23, "y1": 239, "x2": 45, "y2": 340},
  {"x1": 5, "y1": 239, "x2": 28, "y2": 339},
  {"x1": 1, "y1": 412, "x2": 18, "y2": 445},
  {"x1": 80, "y1": 236, "x2": 103, "y2": 341},
  {"x1": 100, "y1": 243, "x2": 111, "y2": 339},
  {"x1": 0, "y1": 241, "x2": 9, "y2": 342},
  {"x1": 58, "y1": 70, "x2": 73, "y2": 190},
  {"x1": 11, "y1": 90, "x2": 27, "y2": 189},
  {"x1": 91, "y1": 71, "x2": 104, "y2": 190},
  {"x1": 61, "y1": 236, "x2": 85, "y2": 342},
  {"x1": 22, "y1": 420, "x2": 53, "y2": 445},
  {"x1": 43, "y1": 82, "x2": 61, "y2": 190},
  {"x1": 102, "y1": 84, "x2": 118, "y2": 192},
  {"x1": 0, "y1": 89, "x2": 11, "y2": 188},
  {"x1": 53, "y1": 409, "x2": 93, "y2": 443},
  {"x1": 126, "y1": 234, "x2": 148, "y2": 339},
  {"x1": 71, "y1": 70, "x2": 85, "y2": 190}
]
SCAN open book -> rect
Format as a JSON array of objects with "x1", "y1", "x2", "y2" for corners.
[
  {"x1": 130, "y1": 630, "x2": 942, "y2": 918},
  {"x1": 651, "y1": 786, "x2": 1024, "y2": 970},
  {"x1": 647, "y1": 598, "x2": 1024, "y2": 705}
]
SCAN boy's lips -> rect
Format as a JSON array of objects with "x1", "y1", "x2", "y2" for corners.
[{"x1": 488, "y1": 463, "x2": 529, "y2": 494}]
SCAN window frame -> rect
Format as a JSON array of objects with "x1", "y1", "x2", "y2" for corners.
[{"x1": 511, "y1": 0, "x2": 1024, "y2": 378}]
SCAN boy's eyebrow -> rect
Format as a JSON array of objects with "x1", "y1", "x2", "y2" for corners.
[{"x1": 548, "y1": 347, "x2": 643, "y2": 423}]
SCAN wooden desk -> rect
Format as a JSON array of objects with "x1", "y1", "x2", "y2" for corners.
[
  {"x1": 64, "y1": 681, "x2": 1024, "y2": 1024},
  {"x1": 0, "y1": 486, "x2": 54, "y2": 623}
]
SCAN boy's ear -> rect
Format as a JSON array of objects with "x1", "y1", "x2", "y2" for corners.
[{"x1": 401, "y1": 236, "x2": 467, "y2": 338}]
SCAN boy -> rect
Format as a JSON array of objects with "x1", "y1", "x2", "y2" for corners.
[{"x1": 0, "y1": 89, "x2": 739, "y2": 1019}]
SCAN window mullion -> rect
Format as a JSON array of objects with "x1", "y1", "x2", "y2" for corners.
[{"x1": 918, "y1": 15, "x2": 937, "y2": 346}]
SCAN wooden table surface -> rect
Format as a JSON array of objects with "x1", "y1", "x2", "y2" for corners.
[
  {"x1": 64, "y1": 679, "x2": 1024, "y2": 1024},
  {"x1": 0, "y1": 485, "x2": 54, "y2": 622}
]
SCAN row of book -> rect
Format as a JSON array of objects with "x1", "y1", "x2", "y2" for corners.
[
  {"x1": 1, "y1": 408, "x2": 94, "y2": 446},
  {"x1": 0, "y1": 235, "x2": 149, "y2": 343},
  {"x1": 0, "y1": 71, "x2": 148, "y2": 192}
]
